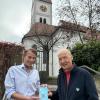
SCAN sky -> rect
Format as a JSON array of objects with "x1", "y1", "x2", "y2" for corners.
[{"x1": 0, "y1": 0, "x2": 58, "y2": 43}]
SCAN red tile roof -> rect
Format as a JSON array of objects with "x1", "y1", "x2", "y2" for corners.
[
  {"x1": 59, "y1": 20, "x2": 100, "y2": 40},
  {"x1": 22, "y1": 21, "x2": 100, "y2": 41},
  {"x1": 59, "y1": 20, "x2": 88, "y2": 33},
  {"x1": 23, "y1": 23, "x2": 58, "y2": 39},
  {"x1": 84, "y1": 29, "x2": 100, "y2": 40}
]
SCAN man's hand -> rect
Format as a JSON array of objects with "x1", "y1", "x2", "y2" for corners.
[
  {"x1": 27, "y1": 96, "x2": 40, "y2": 100},
  {"x1": 12, "y1": 92, "x2": 40, "y2": 100},
  {"x1": 48, "y1": 91, "x2": 53, "y2": 97}
]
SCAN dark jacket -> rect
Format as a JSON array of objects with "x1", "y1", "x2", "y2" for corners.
[{"x1": 50, "y1": 66, "x2": 99, "y2": 100}]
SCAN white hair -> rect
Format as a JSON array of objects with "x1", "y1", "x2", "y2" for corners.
[{"x1": 57, "y1": 48, "x2": 73, "y2": 59}]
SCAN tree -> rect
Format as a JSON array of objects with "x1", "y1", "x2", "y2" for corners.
[
  {"x1": 0, "y1": 42, "x2": 23, "y2": 99},
  {"x1": 79, "y1": 0, "x2": 100, "y2": 38},
  {"x1": 56, "y1": 0, "x2": 84, "y2": 44},
  {"x1": 57, "y1": 0, "x2": 100, "y2": 41},
  {"x1": 71, "y1": 40, "x2": 100, "y2": 70}
]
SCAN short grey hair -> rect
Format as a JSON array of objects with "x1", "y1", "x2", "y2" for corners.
[{"x1": 57, "y1": 48, "x2": 73, "y2": 59}]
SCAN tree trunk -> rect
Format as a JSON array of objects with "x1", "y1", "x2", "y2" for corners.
[{"x1": 46, "y1": 50, "x2": 49, "y2": 77}]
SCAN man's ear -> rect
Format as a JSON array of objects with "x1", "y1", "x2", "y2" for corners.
[{"x1": 71, "y1": 55, "x2": 73, "y2": 60}]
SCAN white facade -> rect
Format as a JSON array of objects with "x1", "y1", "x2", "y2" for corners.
[{"x1": 31, "y1": 0, "x2": 52, "y2": 25}]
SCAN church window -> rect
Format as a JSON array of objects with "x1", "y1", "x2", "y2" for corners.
[
  {"x1": 40, "y1": 17, "x2": 42, "y2": 23},
  {"x1": 43, "y1": 18, "x2": 46, "y2": 24}
]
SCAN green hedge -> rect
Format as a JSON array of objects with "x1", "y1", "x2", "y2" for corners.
[{"x1": 71, "y1": 40, "x2": 100, "y2": 71}]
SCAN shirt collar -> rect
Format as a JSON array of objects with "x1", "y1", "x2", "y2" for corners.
[{"x1": 21, "y1": 63, "x2": 34, "y2": 70}]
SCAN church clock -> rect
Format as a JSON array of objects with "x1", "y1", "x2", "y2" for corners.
[{"x1": 40, "y1": 5, "x2": 47, "y2": 12}]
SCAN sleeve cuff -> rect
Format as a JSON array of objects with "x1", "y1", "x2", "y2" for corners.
[{"x1": 6, "y1": 91, "x2": 15, "y2": 99}]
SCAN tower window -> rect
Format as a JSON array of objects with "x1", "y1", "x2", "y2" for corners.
[
  {"x1": 43, "y1": 18, "x2": 46, "y2": 24},
  {"x1": 40, "y1": 17, "x2": 42, "y2": 23}
]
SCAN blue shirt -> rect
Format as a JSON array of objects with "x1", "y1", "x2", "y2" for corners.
[{"x1": 4, "y1": 64, "x2": 40, "y2": 99}]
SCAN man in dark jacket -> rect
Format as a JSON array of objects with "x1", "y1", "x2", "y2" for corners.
[{"x1": 49, "y1": 48, "x2": 99, "y2": 100}]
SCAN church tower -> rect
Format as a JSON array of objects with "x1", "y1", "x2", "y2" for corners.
[{"x1": 31, "y1": 0, "x2": 52, "y2": 25}]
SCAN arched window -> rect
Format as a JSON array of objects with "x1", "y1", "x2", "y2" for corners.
[
  {"x1": 40, "y1": 17, "x2": 42, "y2": 23},
  {"x1": 43, "y1": 18, "x2": 46, "y2": 24}
]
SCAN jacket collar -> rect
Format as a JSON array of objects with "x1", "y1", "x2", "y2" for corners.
[{"x1": 59, "y1": 64, "x2": 78, "y2": 75}]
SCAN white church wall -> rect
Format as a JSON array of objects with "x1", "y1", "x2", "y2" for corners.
[
  {"x1": 49, "y1": 30, "x2": 67, "y2": 77},
  {"x1": 23, "y1": 39, "x2": 34, "y2": 49},
  {"x1": 49, "y1": 46, "x2": 60, "y2": 77},
  {"x1": 69, "y1": 32, "x2": 84, "y2": 48},
  {"x1": 49, "y1": 49, "x2": 53, "y2": 76}
]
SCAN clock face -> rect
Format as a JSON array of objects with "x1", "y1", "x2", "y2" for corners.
[{"x1": 40, "y1": 5, "x2": 47, "y2": 12}]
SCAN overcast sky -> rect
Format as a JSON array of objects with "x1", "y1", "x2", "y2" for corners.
[{"x1": 0, "y1": 0, "x2": 58, "y2": 43}]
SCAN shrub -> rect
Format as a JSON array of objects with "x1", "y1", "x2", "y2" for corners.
[{"x1": 71, "y1": 40, "x2": 100, "y2": 71}]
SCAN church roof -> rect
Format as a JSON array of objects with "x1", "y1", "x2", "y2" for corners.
[
  {"x1": 59, "y1": 20, "x2": 88, "y2": 33},
  {"x1": 22, "y1": 23, "x2": 58, "y2": 41},
  {"x1": 59, "y1": 20, "x2": 100, "y2": 40},
  {"x1": 22, "y1": 21, "x2": 100, "y2": 42},
  {"x1": 39, "y1": 0, "x2": 52, "y2": 4}
]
